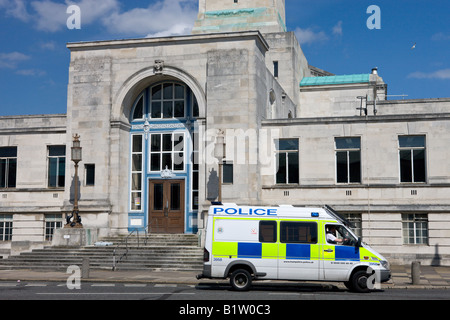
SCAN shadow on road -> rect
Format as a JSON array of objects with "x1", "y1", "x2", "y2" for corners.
[{"x1": 196, "y1": 281, "x2": 347, "y2": 293}]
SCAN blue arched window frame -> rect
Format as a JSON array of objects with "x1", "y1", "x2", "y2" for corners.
[{"x1": 128, "y1": 81, "x2": 199, "y2": 233}]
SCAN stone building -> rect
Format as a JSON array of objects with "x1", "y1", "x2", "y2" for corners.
[{"x1": 1, "y1": 0, "x2": 449, "y2": 265}]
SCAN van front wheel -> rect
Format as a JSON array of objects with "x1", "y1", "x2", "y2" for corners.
[
  {"x1": 230, "y1": 269, "x2": 252, "y2": 291},
  {"x1": 350, "y1": 270, "x2": 371, "y2": 293}
]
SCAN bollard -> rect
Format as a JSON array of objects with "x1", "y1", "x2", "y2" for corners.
[
  {"x1": 411, "y1": 261, "x2": 421, "y2": 285},
  {"x1": 82, "y1": 257, "x2": 90, "y2": 279}
]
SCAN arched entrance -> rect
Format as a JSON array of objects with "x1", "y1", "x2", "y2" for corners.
[{"x1": 128, "y1": 80, "x2": 200, "y2": 234}]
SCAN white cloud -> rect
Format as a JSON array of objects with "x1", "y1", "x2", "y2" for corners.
[
  {"x1": 332, "y1": 20, "x2": 343, "y2": 36},
  {"x1": 3, "y1": 0, "x2": 197, "y2": 36},
  {"x1": 40, "y1": 41, "x2": 57, "y2": 50},
  {"x1": 0, "y1": 51, "x2": 30, "y2": 68},
  {"x1": 30, "y1": 0, "x2": 67, "y2": 32},
  {"x1": 408, "y1": 69, "x2": 450, "y2": 80},
  {"x1": 1, "y1": 0, "x2": 31, "y2": 21},
  {"x1": 294, "y1": 27, "x2": 329, "y2": 45},
  {"x1": 29, "y1": 0, "x2": 119, "y2": 32},
  {"x1": 68, "y1": 0, "x2": 119, "y2": 24},
  {"x1": 294, "y1": 20, "x2": 344, "y2": 46},
  {"x1": 432, "y1": 32, "x2": 450, "y2": 41},
  {"x1": 107, "y1": 0, "x2": 197, "y2": 37},
  {"x1": 16, "y1": 68, "x2": 46, "y2": 76},
  {"x1": 146, "y1": 23, "x2": 193, "y2": 38}
]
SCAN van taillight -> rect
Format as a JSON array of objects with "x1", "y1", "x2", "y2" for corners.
[{"x1": 203, "y1": 248, "x2": 210, "y2": 262}]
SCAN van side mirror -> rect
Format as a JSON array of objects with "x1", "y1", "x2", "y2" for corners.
[{"x1": 356, "y1": 237, "x2": 362, "y2": 248}]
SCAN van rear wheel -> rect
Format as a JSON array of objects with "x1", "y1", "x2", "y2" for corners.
[{"x1": 230, "y1": 269, "x2": 252, "y2": 291}]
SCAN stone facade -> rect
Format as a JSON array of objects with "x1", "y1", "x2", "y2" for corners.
[
  {"x1": 0, "y1": 0, "x2": 449, "y2": 265},
  {"x1": 261, "y1": 104, "x2": 450, "y2": 265},
  {"x1": 0, "y1": 115, "x2": 66, "y2": 256},
  {"x1": 193, "y1": 0, "x2": 286, "y2": 34},
  {"x1": 63, "y1": 31, "x2": 298, "y2": 236}
]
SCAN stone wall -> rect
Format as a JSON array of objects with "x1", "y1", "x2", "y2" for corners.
[
  {"x1": 0, "y1": 114, "x2": 67, "y2": 255},
  {"x1": 260, "y1": 109, "x2": 450, "y2": 264}
]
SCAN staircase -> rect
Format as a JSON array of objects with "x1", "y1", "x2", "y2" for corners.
[{"x1": 0, "y1": 234, "x2": 204, "y2": 272}]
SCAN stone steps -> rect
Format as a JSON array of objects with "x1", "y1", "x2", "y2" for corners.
[{"x1": 0, "y1": 234, "x2": 203, "y2": 272}]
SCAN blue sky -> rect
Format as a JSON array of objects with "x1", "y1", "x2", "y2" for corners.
[{"x1": 0, "y1": 0, "x2": 449, "y2": 116}]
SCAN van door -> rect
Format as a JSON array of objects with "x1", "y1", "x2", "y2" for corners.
[
  {"x1": 278, "y1": 220, "x2": 320, "y2": 281},
  {"x1": 321, "y1": 222, "x2": 360, "y2": 281}
]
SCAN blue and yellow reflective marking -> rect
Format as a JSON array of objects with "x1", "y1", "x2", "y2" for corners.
[
  {"x1": 285, "y1": 244, "x2": 311, "y2": 260},
  {"x1": 211, "y1": 218, "x2": 382, "y2": 262},
  {"x1": 335, "y1": 246, "x2": 360, "y2": 261},
  {"x1": 212, "y1": 241, "x2": 381, "y2": 263},
  {"x1": 238, "y1": 243, "x2": 262, "y2": 258}
]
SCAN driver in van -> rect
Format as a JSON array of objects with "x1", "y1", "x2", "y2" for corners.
[{"x1": 326, "y1": 225, "x2": 346, "y2": 244}]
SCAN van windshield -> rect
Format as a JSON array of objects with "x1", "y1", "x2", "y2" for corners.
[{"x1": 325, "y1": 225, "x2": 358, "y2": 246}]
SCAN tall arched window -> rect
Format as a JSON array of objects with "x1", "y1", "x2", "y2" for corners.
[{"x1": 128, "y1": 81, "x2": 199, "y2": 234}]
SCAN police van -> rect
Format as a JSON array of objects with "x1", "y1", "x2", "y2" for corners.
[{"x1": 197, "y1": 204, "x2": 391, "y2": 293}]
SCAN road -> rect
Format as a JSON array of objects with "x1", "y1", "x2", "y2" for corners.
[{"x1": 0, "y1": 281, "x2": 448, "y2": 301}]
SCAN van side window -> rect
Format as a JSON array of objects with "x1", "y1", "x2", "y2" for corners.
[
  {"x1": 259, "y1": 221, "x2": 277, "y2": 243},
  {"x1": 325, "y1": 224, "x2": 357, "y2": 246},
  {"x1": 280, "y1": 222, "x2": 317, "y2": 244}
]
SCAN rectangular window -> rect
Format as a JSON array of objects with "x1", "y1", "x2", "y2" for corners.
[
  {"x1": 85, "y1": 164, "x2": 95, "y2": 186},
  {"x1": 280, "y1": 221, "x2": 317, "y2": 244},
  {"x1": 223, "y1": 162, "x2": 233, "y2": 184},
  {"x1": 275, "y1": 139, "x2": 299, "y2": 184},
  {"x1": 399, "y1": 136, "x2": 426, "y2": 183},
  {"x1": 0, "y1": 215, "x2": 13, "y2": 241},
  {"x1": 150, "y1": 133, "x2": 185, "y2": 172},
  {"x1": 131, "y1": 135, "x2": 143, "y2": 211},
  {"x1": 150, "y1": 83, "x2": 185, "y2": 119},
  {"x1": 402, "y1": 213, "x2": 428, "y2": 245},
  {"x1": 191, "y1": 131, "x2": 199, "y2": 210},
  {"x1": 48, "y1": 146, "x2": 66, "y2": 188},
  {"x1": 259, "y1": 221, "x2": 277, "y2": 243},
  {"x1": 0, "y1": 147, "x2": 17, "y2": 189},
  {"x1": 335, "y1": 137, "x2": 361, "y2": 184},
  {"x1": 273, "y1": 61, "x2": 279, "y2": 78},
  {"x1": 45, "y1": 214, "x2": 63, "y2": 241}
]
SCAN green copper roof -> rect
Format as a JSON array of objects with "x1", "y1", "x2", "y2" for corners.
[
  {"x1": 204, "y1": 8, "x2": 266, "y2": 17},
  {"x1": 300, "y1": 74, "x2": 371, "y2": 87}
]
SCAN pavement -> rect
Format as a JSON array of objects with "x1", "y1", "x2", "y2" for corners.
[{"x1": 0, "y1": 265, "x2": 449, "y2": 290}]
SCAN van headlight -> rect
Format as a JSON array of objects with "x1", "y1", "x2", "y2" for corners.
[{"x1": 380, "y1": 260, "x2": 390, "y2": 270}]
